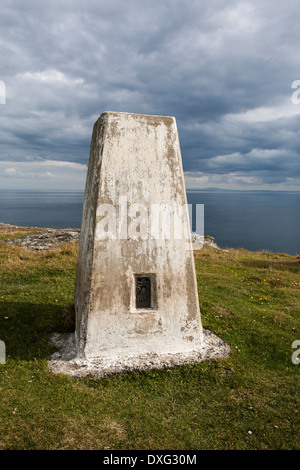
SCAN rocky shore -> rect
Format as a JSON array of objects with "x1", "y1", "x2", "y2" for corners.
[{"x1": 1, "y1": 223, "x2": 223, "y2": 251}]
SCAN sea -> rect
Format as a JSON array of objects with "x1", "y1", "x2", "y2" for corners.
[{"x1": 0, "y1": 189, "x2": 299, "y2": 255}]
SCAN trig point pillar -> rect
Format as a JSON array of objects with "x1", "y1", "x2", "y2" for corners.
[{"x1": 74, "y1": 112, "x2": 204, "y2": 370}]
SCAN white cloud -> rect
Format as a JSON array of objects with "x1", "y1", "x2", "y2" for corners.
[
  {"x1": 0, "y1": 159, "x2": 87, "y2": 190},
  {"x1": 225, "y1": 100, "x2": 300, "y2": 124},
  {"x1": 4, "y1": 167, "x2": 17, "y2": 176},
  {"x1": 19, "y1": 69, "x2": 84, "y2": 86},
  {"x1": 184, "y1": 169, "x2": 300, "y2": 191},
  {"x1": 212, "y1": 2, "x2": 260, "y2": 36}
]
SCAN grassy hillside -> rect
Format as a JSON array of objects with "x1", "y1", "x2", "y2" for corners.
[{"x1": 0, "y1": 226, "x2": 299, "y2": 450}]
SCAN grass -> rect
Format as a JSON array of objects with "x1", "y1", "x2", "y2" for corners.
[{"x1": 0, "y1": 227, "x2": 299, "y2": 450}]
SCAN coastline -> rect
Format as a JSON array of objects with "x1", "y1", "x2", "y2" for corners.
[
  {"x1": 1, "y1": 189, "x2": 300, "y2": 255},
  {"x1": 1, "y1": 223, "x2": 299, "y2": 257},
  {"x1": 0, "y1": 223, "x2": 224, "y2": 252}
]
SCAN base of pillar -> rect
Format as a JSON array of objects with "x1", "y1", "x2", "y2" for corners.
[{"x1": 48, "y1": 329, "x2": 230, "y2": 378}]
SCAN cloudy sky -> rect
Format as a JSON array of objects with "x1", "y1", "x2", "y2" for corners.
[{"x1": 0, "y1": 0, "x2": 300, "y2": 191}]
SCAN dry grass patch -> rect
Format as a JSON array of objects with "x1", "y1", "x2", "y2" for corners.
[
  {"x1": 213, "y1": 306, "x2": 234, "y2": 317},
  {"x1": 56, "y1": 416, "x2": 127, "y2": 450}
]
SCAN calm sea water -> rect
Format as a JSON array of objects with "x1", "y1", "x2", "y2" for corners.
[
  {"x1": 187, "y1": 190, "x2": 300, "y2": 255},
  {"x1": 0, "y1": 190, "x2": 299, "y2": 255},
  {"x1": 0, "y1": 190, "x2": 83, "y2": 230}
]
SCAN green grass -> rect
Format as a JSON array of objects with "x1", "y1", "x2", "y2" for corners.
[{"x1": 0, "y1": 228, "x2": 299, "y2": 450}]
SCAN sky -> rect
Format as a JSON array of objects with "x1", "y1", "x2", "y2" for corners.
[{"x1": 0, "y1": 0, "x2": 300, "y2": 191}]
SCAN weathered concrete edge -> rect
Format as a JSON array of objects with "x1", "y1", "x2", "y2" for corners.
[{"x1": 47, "y1": 329, "x2": 231, "y2": 378}]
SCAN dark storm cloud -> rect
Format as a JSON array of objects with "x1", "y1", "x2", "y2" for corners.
[{"x1": 0, "y1": 0, "x2": 300, "y2": 189}]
